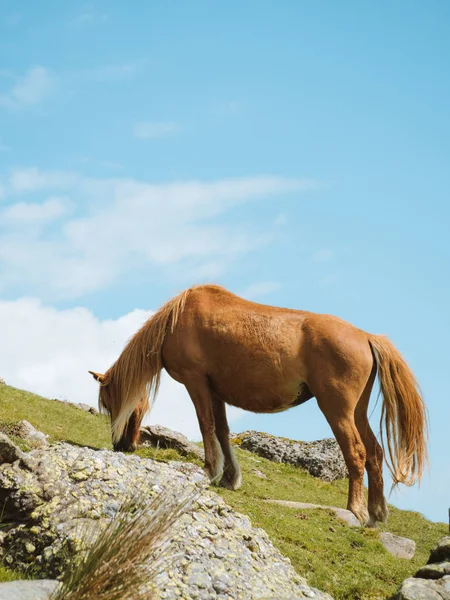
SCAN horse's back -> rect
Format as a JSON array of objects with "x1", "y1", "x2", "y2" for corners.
[{"x1": 162, "y1": 285, "x2": 373, "y2": 411}]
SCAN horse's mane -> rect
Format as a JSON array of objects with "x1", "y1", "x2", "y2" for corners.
[{"x1": 102, "y1": 287, "x2": 195, "y2": 442}]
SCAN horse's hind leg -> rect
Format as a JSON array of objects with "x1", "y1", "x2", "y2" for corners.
[
  {"x1": 211, "y1": 395, "x2": 242, "y2": 490},
  {"x1": 355, "y1": 365, "x2": 388, "y2": 525},
  {"x1": 183, "y1": 374, "x2": 224, "y2": 485},
  {"x1": 315, "y1": 389, "x2": 370, "y2": 526}
]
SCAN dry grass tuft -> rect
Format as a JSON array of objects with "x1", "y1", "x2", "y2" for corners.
[{"x1": 50, "y1": 485, "x2": 200, "y2": 600}]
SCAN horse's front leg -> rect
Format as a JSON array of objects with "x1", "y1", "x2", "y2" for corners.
[
  {"x1": 211, "y1": 394, "x2": 242, "y2": 490},
  {"x1": 183, "y1": 375, "x2": 224, "y2": 484}
]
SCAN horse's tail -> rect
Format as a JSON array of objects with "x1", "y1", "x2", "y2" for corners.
[
  {"x1": 109, "y1": 287, "x2": 194, "y2": 442},
  {"x1": 369, "y1": 334, "x2": 428, "y2": 487}
]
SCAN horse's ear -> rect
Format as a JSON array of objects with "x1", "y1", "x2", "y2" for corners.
[{"x1": 89, "y1": 370, "x2": 105, "y2": 383}]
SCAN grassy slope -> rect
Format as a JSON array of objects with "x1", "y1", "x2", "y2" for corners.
[{"x1": 0, "y1": 385, "x2": 446, "y2": 599}]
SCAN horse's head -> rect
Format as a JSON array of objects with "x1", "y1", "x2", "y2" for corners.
[{"x1": 89, "y1": 370, "x2": 145, "y2": 453}]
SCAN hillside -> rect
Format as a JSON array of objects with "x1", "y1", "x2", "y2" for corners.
[{"x1": 0, "y1": 384, "x2": 446, "y2": 600}]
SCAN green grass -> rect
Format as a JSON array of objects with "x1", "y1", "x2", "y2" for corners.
[
  {"x1": 0, "y1": 385, "x2": 112, "y2": 449},
  {"x1": 0, "y1": 566, "x2": 24, "y2": 583},
  {"x1": 0, "y1": 384, "x2": 446, "y2": 599},
  {"x1": 217, "y1": 451, "x2": 446, "y2": 599}
]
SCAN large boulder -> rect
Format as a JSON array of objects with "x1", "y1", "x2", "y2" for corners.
[
  {"x1": 233, "y1": 431, "x2": 347, "y2": 481},
  {"x1": 0, "y1": 437, "x2": 331, "y2": 600},
  {"x1": 139, "y1": 424, "x2": 205, "y2": 460}
]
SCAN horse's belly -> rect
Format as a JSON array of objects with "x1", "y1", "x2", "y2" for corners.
[{"x1": 210, "y1": 375, "x2": 312, "y2": 414}]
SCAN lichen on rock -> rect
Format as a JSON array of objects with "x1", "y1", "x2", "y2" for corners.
[
  {"x1": 0, "y1": 437, "x2": 332, "y2": 599},
  {"x1": 232, "y1": 431, "x2": 347, "y2": 481}
]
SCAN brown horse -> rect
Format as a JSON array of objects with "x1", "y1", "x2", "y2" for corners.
[{"x1": 89, "y1": 284, "x2": 428, "y2": 526}]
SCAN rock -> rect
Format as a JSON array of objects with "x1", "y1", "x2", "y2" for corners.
[
  {"x1": 395, "y1": 536, "x2": 450, "y2": 599},
  {"x1": 395, "y1": 576, "x2": 450, "y2": 600},
  {"x1": 51, "y1": 398, "x2": 98, "y2": 415},
  {"x1": 0, "y1": 580, "x2": 59, "y2": 599},
  {"x1": 139, "y1": 424, "x2": 205, "y2": 461},
  {"x1": 263, "y1": 499, "x2": 360, "y2": 527},
  {"x1": 0, "y1": 442, "x2": 331, "y2": 599},
  {"x1": 13, "y1": 420, "x2": 48, "y2": 448},
  {"x1": 417, "y1": 562, "x2": 450, "y2": 580},
  {"x1": 380, "y1": 532, "x2": 416, "y2": 559},
  {"x1": 77, "y1": 402, "x2": 98, "y2": 415},
  {"x1": 233, "y1": 431, "x2": 347, "y2": 481},
  {"x1": 429, "y1": 537, "x2": 450, "y2": 564},
  {"x1": 0, "y1": 377, "x2": 5, "y2": 385},
  {"x1": 252, "y1": 468, "x2": 269, "y2": 479},
  {"x1": 0, "y1": 433, "x2": 26, "y2": 465}
]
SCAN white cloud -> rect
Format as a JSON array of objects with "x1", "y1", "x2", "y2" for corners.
[
  {"x1": 0, "y1": 67, "x2": 55, "y2": 109},
  {"x1": 240, "y1": 281, "x2": 281, "y2": 300},
  {"x1": 0, "y1": 298, "x2": 245, "y2": 439},
  {"x1": 9, "y1": 168, "x2": 79, "y2": 193},
  {"x1": 0, "y1": 168, "x2": 316, "y2": 299},
  {"x1": 313, "y1": 248, "x2": 333, "y2": 262},
  {"x1": 133, "y1": 121, "x2": 182, "y2": 139},
  {"x1": 1, "y1": 196, "x2": 73, "y2": 224}
]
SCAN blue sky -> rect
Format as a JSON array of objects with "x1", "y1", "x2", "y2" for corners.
[{"x1": 0, "y1": 1, "x2": 449, "y2": 523}]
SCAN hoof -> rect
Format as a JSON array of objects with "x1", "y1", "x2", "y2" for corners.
[
  {"x1": 366, "y1": 515, "x2": 378, "y2": 529},
  {"x1": 369, "y1": 501, "x2": 389, "y2": 525},
  {"x1": 219, "y1": 466, "x2": 242, "y2": 490},
  {"x1": 349, "y1": 505, "x2": 371, "y2": 527}
]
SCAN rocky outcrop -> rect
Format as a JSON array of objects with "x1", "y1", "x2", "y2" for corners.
[
  {"x1": 395, "y1": 537, "x2": 450, "y2": 599},
  {"x1": 0, "y1": 435, "x2": 331, "y2": 599},
  {"x1": 51, "y1": 397, "x2": 98, "y2": 414},
  {"x1": 139, "y1": 424, "x2": 205, "y2": 460},
  {"x1": 232, "y1": 431, "x2": 347, "y2": 481}
]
